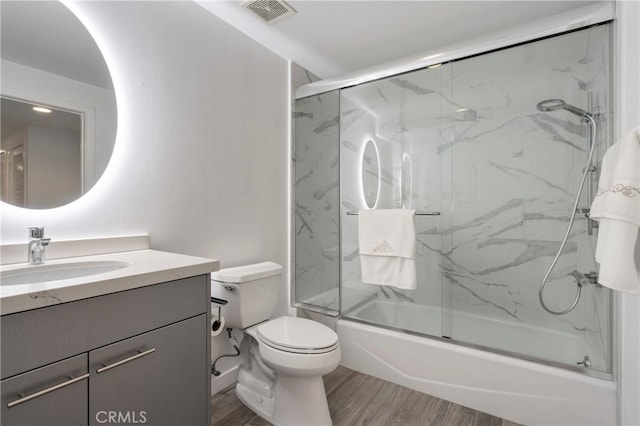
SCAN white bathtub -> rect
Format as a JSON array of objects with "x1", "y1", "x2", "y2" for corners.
[
  {"x1": 348, "y1": 299, "x2": 608, "y2": 369},
  {"x1": 338, "y1": 301, "x2": 616, "y2": 426}
]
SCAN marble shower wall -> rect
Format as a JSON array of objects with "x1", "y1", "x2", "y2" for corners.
[
  {"x1": 293, "y1": 24, "x2": 612, "y2": 371},
  {"x1": 337, "y1": 24, "x2": 612, "y2": 370},
  {"x1": 445, "y1": 24, "x2": 612, "y2": 369}
]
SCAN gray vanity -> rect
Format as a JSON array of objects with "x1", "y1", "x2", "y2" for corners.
[{"x1": 0, "y1": 248, "x2": 218, "y2": 426}]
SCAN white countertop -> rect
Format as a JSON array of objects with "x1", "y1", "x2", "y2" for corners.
[{"x1": 0, "y1": 249, "x2": 219, "y2": 315}]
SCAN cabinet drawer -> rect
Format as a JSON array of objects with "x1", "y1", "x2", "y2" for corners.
[
  {"x1": 1, "y1": 274, "x2": 209, "y2": 379},
  {"x1": 89, "y1": 315, "x2": 208, "y2": 426},
  {"x1": 1, "y1": 354, "x2": 88, "y2": 426}
]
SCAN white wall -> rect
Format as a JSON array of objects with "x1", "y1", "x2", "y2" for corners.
[
  {"x1": 0, "y1": 0, "x2": 289, "y2": 390},
  {"x1": 616, "y1": 1, "x2": 640, "y2": 424}
]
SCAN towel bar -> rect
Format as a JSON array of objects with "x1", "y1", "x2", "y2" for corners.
[{"x1": 346, "y1": 211, "x2": 440, "y2": 216}]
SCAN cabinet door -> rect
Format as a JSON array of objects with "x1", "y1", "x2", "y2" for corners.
[
  {"x1": 89, "y1": 315, "x2": 208, "y2": 426},
  {"x1": 1, "y1": 354, "x2": 88, "y2": 426}
]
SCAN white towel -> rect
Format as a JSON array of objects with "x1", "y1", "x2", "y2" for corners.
[
  {"x1": 358, "y1": 209, "x2": 417, "y2": 290},
  {"x1": 590, "y1": 127, "x2": 640, "y2": 293}
]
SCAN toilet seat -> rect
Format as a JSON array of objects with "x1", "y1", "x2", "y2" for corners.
[{"x1": 257, "y1": 316, "x2": 338, "y2": 355}]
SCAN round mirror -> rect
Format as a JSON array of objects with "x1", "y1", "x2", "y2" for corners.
[
  {"x1": 361, "y1": 139, "x2": 380, "y2": 209},
  {"x1": 1, "y1": 1, "x2": 117, "y2": 209}
]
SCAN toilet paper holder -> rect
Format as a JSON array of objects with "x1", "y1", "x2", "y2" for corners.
[{"x1": 211, "y1": 297, "x2": 227, "y2": 333}]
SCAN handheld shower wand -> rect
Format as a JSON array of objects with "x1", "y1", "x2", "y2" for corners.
[{"x1": 536, "y1": 98, "x2": 598, "y2": 315}]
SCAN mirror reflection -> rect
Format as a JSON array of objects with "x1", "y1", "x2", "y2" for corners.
[
  {"x1": 1, "y1": 97, "x2": 82, "y2": 208},
  {"x1": 362, "y1": 139, "x2": 380, "y2": 209},
  {"x1": 0, "y1": 0, "x2": 117, "y2": 209},
  {"x1": 401, "y1": 153, "x2": 413, "y2": 209}
]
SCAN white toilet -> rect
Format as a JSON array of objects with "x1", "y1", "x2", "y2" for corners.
[{"x1": 211, "y1": 262, "x2": 340, "y2": 426}]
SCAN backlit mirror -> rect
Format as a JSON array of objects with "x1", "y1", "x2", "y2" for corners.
[
  {"x1": 361, "y1": 139, "x2": 380, "y2": 209},
  {"x1": 0, "y1": 1, "x2": 117, "y2": 209}
]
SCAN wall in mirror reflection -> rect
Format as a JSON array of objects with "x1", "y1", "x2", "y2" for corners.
[{"x1": 1, "y1": 97, "x2": 82, "y2": 208}]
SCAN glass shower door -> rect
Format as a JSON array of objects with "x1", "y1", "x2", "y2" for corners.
[
  {"x1": 294, "y1": 90, "x2": 340, "y2": 312},
  {"x1": 339, "y1": 64, "x2": 452, "y2": 338},
  {"x1": 446, "y1": 24, "x2": 613, "y2": 372}
]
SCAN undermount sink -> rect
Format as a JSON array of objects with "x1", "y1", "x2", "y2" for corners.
[{"x1": 0, "y1": 261, "x2": 130, "y2": 286}]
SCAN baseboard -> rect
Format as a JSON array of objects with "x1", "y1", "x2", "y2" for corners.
[{"x1": 211, "y1": 365, "x2": 238, "y2": 395}]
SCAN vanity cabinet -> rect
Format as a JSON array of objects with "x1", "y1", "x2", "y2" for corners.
[
  {"x1": 1, "y1": 274, "x2": 210, "y2": 426},
  {"x1": 0, "y1": 354, "x2": 88, "y2": 426},
  {"x1": 89, "y1": 315, "x2": 206, "y2": 426}
]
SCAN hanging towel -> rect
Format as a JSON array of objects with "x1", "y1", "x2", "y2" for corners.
[
  {"x1": 590, "y1": 127, "x2": 640, "y2": 294},
  {"x1": 358, "y1": 209, "x2": 417, "y2": 290}
]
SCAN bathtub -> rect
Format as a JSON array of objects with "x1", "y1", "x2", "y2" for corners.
[{"x1": 338, "y1": 300, "x2": 616, "y2": 426}]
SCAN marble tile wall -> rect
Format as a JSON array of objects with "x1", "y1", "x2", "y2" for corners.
[
  {"x1": 294, "y1": 24, "x2": 612, "y2": 371},
  {"x1": 339, "y1": 24, "x2": 612, "y2": 370},
  {"x1": 445, "y1": 24, "x2": 612, "y2": 369}
]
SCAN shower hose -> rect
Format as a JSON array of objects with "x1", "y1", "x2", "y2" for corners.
[{"x1": 539, "y1": 114, "x2": 597, "y2": 315}]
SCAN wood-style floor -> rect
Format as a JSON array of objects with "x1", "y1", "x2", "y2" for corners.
[{"x1": 211, "y1": 366, "x2": 522, "y2": 426}]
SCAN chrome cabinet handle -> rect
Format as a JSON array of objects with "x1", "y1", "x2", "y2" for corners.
[
  {"x1": 96, "y1": 348, "x2": 156, "y2": 374},
  {"x1": 7, "y1": 373, "x2": 90, "y2": 408}
]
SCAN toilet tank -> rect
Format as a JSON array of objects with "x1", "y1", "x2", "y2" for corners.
[{"x1": 211, "y1": 261, "x2": 283, "y2": 329}]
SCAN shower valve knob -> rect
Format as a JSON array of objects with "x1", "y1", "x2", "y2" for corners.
[{"x1": 577, "y1": 356, "x2": 591, "y2": 367}]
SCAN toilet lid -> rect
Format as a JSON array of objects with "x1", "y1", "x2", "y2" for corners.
[{"x1": 257, "y1": 317, "x2": 338, "y2": 354}]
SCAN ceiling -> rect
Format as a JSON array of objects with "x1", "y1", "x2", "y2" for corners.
[
  {"x1": 0, "y1": 1, "x2": 605, "y2": 91},
  {"x1": 197, "y1": 0, "x2": 604, "y2": 79}
]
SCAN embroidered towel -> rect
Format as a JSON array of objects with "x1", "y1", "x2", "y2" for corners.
[
  {"x1": 590, "y1": 127, "x2": 640, "y2": 293},
  {"x1": 358, "y1": 209, "x2": 417, "y2": 290}
]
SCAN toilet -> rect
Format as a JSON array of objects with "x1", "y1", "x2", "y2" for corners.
[{"x1": 211, "y1": 262, "x2": 340, "y2": 426}]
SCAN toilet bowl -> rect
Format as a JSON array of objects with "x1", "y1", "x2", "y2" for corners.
[{"x1": 211, "y1": 262, "x2": 340, "y2": 426}]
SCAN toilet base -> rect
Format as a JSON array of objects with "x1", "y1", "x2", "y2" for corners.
[
  {"x1": 237, "y1": 374, "x2": 332, "y2": 426},
  {"x1": 271, "y1": 374, "x2": 332, "y2": 426},
  {"x1": 236, "y1": 381, "x2": 275, "y2": 420}
]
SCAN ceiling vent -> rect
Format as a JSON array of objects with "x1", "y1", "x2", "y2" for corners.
[{"x1": 242, "y1": 0, "x2": 296, "y2": 25}]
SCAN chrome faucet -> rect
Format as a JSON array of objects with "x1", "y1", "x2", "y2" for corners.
[{"x1": 28, "y1": 227, "x2": 51, "y2": 265}]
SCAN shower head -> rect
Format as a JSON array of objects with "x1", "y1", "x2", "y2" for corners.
[{"x1": 536, "y1": 99, "x2": 591, "y2": 119}]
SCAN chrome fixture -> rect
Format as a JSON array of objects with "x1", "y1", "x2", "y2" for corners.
[
  {"x1": 28, "y1": 226, "x2": 51, "y2": 265},
  {"x1": 537, "y1": 100, "x2": 599, "y2": 315},
  {"x1": 537, "y1": 97, "x2": 599, "y2": 236},
  {"x1": 569, "y1": 270, "x2": 599, "y2": 287},
  {"x1": 577, "y1": 355, "x2": 592, "y2": 368},
  {"x1": 536, "y1": 99, "x2": 591, "y2": 119}
]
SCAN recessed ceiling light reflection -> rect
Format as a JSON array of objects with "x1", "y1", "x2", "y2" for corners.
[{"x1": 33, "y1": 106, "x2": 52, "y2": 113}]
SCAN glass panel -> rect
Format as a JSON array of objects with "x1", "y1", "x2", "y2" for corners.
[
  {"x1": 340, "y1": 64, "x2": 451, "y2": 338},
  {"x1": 293, "y1": 91, "x2": 340, "y2": 311},
  {"x1": 448, "y1": 25, "x2": 612, "y2": 372}
]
